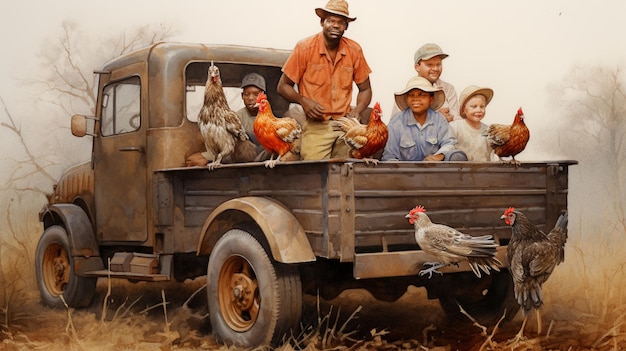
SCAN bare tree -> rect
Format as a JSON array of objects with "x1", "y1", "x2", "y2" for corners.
[
  {"x1": 0, "y1": 21, "x2": 177, "y2": 326},
  {"x1": 551, "y1": 64, "x2": 626, "y2": 231},
  {"x1": 32, "y1": 21, "x2": 177, "y2": 116}
]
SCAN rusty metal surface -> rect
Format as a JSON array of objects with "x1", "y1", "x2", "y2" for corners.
[
  {"x1": 46, "y1": 40, "x2": 577, "y2": 282},
  {"x1": 52, "y1": 161, "x2": 94, "y2": 206},
  {"x1": 63, "y1": 43, "x2": 290, "y2": 247},
  {"x1": 156, "y1": 159, "x2": 576, "y2": 278},
  {"x1": 353, "y1": 245, "x2": 509, "y2": 279}
]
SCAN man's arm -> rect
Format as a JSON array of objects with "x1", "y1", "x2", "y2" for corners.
[
  {"x1": 347, "y1": 77, "x2": 372, "y2": 119},
  {"x1": 277, "y1": 73, "x2": 326, "y2": 121}
]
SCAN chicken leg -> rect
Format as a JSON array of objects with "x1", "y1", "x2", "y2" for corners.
[
  {"x1": 418, "y1": 262, "x2": 448, "y2": 278},
  {"x1": 264, "y1": 153, "x2": 282, "y2": 169},
  {"x1": 507, "y1": 314, "x2": 528, "y2": 346},
  {"x1": 207, "y1": 153, "x2": 224, "y2": 170}
]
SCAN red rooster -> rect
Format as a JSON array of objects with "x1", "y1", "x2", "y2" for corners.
[
  {"x1": 501, "y1": 207, "x2": 568, "y2": 343},
  {"x1": 483, "y1": 107, "x2": 530, "y2": 166},
  {"x1": 198, "y1": 62, "x2": 256, "y2": 170},
  {"x1": 405, "y1": 206, "x2": 501, "y2": 278},
  {"x1": 330, "y1": 102, "x2": 388, "y2": 164},
  {"x1": 253, "y1": 92, "x2": 302, "y2": 168}
]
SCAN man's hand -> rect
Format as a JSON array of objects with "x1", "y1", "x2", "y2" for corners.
[
  {"x1": 186, "y1": 152, "x2": 210, "y2": 167},
  {"x1": 424, "y1": 153, "x2": 445, "y2": 161},
  {"x1": 301, "y1": 96, "x2": 328, "y2": 121},
  {"x1": 438, "y1": 107, "x2": 454, "y2": 122},
  {"x1": 345, "y1": 109, "x2": 361, "y2": 119}
]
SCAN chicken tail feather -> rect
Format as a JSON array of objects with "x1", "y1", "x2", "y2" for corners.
[{"x1": 330, "y1": 116, "x2": 360, "y2": 133}]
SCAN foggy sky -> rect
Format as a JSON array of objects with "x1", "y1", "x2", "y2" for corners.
[
  {"x1": 2, "y1": 0, "x2": 625, "y2": 139},
  {"x1": 1, "y1": 0, "x2": 625, "y2": 210}
]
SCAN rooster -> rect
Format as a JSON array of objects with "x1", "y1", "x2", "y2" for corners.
[
  {"x1": 253, "y1": 92, "x2": 302, "y2": 168},
  {"x1": 198, "y1": 62, "x2": 256, "y2": 170},
  {"x1": 405, "y1": 205, "x2": 501, "y2": 278},
  {"x1": 501, "y1": 207, "x2": 568, "y2": 343},
  {"x1": 330, "y1": 102, "x2": 388, "y2": 164},
  {"x1": 483, "y1": 107, "x2": 530, "y2": 166}
]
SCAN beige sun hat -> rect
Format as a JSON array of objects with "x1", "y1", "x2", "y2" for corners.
[
  {"x1": 394, "y1": 76, "x2": 445, "y2": 111},
  {"x1": 315, "y1": 0, "x2": 356, "y2": 22},
  {"x1": 414, "y1": 43, "x2": 449, "y2": 64},
  {"x1": 458, "y1": 86, "x2": 494, "y2": 118}
]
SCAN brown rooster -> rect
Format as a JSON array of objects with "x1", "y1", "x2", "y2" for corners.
[
  {"x1": 501, "y1": 207, "x2": 568, "y2": 344},
  {"x1": 405, "y1": 205, "x2": 501, "y2": 278},
  {"x1": 253, "y1": 92, "x2": 302, "y2": 168},
  {"x1": 483, "y1": 107, "x2": 530, "y2": 166},
  {"x1": 198, "y1": 62, "x2": 257, "y2": 170},
  {"x1": 330, "y1": 102, "x2": 388, "y2": 164}
]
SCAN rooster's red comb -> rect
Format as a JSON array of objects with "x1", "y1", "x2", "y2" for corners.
[
  {"x1": 517, "y1": 107, "x2": 524, "y2": 116},
  {"x1": 256, "y1": 91, "x2": 268, "y2": 103},
  {"x1": 409, "y1": 205, "x2": 426, "y2": 215},
  {"x1": 503, "y1": 207, "x2": 515, "y2": 216},
  {"x1": 373, "y1": 102, "x2": 381, "y2": 112}
]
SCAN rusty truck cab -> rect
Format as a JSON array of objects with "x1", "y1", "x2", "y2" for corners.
[{"x1": 60, "y1": 42, "x2": 290, "y2": 264}]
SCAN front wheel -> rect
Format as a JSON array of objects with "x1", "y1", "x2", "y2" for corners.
[
  {"x1": 35, "y1": 225, "x2": 97, "y2": 308},
  {"x1": 436, "y1": 269, "x2": 519, "y2": 325},
  {"x1": 207, "y1": 229, "x2": 302, "y2": 347}
]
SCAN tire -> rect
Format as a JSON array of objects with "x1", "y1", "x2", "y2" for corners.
[
  {"x1": 437, "y1": 269, "x2": 520, "y2": 325},
  {"x1": 35, "y1": 225, "x2": 97, "y2": 308},
  {"x1": 207, "y1": 229, "x2": 302, "y2": 347}
]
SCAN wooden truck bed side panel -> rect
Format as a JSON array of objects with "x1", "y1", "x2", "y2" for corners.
[
  {"x1": 154, "y1": 161, "x2": 346, "y2": 257},
  {"x1": 153, "y1": 160, "x2": 573, "y2": 272},
  {"x1": 348, "y1": 162, "x2": 571, "y2": 254}
]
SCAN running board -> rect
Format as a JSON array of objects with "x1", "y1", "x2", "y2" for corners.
[
  {"x1": 84, "y1": 270, "x2": 170, "y2": 281},
  {"x1": 84, "y1": 252, "x2": 172, "y2": 281},
  {"x1": 353, "y1": 246, "x2": 508, "y2": 279}
]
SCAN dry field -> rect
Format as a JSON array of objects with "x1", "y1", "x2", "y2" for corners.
[{"x1": 1, "y1": 229, "x2": 625, "y2": 351}]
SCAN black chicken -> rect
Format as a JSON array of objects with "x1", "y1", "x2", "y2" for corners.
[{"x1": 501, "y1": 207, "x2": 568, "y2": 343}]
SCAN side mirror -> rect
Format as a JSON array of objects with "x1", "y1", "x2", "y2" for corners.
[{"x1": 71, "y1": 114, "x2": 98, "y2": 137}]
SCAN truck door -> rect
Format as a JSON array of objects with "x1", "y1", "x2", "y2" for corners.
[{"x1": 94, "y1": 75, "x2": 147, "y2": 242}]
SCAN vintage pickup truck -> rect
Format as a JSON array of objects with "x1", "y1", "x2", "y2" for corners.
[{"x1": 35, "y1": 42, "x2": 576, "y2": 347}]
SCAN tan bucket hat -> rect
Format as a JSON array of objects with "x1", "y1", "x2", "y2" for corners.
[
  {"x1": 394, "y1": 76, "x2": 445, "y2": 111},
  {"x1": 414, "y1": 43, "x2": 449, "y2": 64},
  {"x1": 315, "y1": 0, "x2": 356, "y2": 22},
  {"x1": 458, "y1": 85, "x2": 494, "y2": 118}
]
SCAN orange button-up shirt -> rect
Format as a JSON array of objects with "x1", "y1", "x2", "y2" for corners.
[{"x1": 282, "y1": 32, "x2": 372, "y2": 117}]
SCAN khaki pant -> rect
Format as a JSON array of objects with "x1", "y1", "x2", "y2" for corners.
[{"x1": 300, "y1": 118, "x2": 350, "y2": 160}]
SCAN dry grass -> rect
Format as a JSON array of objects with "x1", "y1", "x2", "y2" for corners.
[{"x1": 1, "y1": 223, "x2": 625, "y2": 350}]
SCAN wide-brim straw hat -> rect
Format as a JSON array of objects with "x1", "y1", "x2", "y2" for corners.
[
  {"x1": 394, "y1": 76, "x2": 445, "y2": 111},
  {"x1": 458, "y1": 85, "x2": 494, "y2": 118},
  {"x1": 315, "y1": 0, "x2": 356, "y2": 22}
]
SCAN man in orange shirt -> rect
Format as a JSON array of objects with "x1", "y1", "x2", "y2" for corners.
[{"x1": 277, "y1": 0, "x2": 372, "y2": 160}]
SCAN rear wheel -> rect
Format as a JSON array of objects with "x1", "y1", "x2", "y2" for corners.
[
  {"x1": 437, "y1": 269, "x2": 519, "y2": 325},
  {"x1": 207, "y1": 229, "x2": 302, "y2": 347},
  {"x1": 35, "y1": 225, "x2": 97, "y2": 308}
]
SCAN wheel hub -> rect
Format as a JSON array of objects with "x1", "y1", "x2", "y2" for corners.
[
  {"x1": 231, "y1": 273, "x2": 256, "y2": 310},
  {"x1": 43, "y1": 243, "x2": 70, "y2": 296}
]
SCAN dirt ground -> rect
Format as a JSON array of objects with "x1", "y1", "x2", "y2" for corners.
[{"x1": 1, "y1": 276, "x2": 620, "y2": 351}]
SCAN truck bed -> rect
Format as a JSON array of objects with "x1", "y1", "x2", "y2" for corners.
[{"x1": 154, "y1": 159, "x2": 575, "y2": 278}]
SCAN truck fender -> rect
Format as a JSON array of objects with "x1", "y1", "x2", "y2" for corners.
[
  {"x1": 197, "y1": 196, "x2": 316, "y2": 264},
  {"x1": 41, "y1": 203, "x2": 101, "y2": 259}
]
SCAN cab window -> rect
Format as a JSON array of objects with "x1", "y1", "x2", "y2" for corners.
[
  {"x1": 185, "y1": 62, "x2": 243, "y2": 123},
  {"x1": 101, "y1": 76, "x2": 141, "y2": 136}
]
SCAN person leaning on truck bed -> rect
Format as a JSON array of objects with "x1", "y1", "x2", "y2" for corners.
[
  {"x1": 276, "y1": 0, "x2": 372, "y2": 160},
  {"x1": 449, "y1": 85, "x2": 494, "y2": 161},
  {"x1": 381, "y1": 76, "x2": 467, "y2": 162},
  {"x1": 186, "y1": 73, "x2": 271, "y2": 167}
]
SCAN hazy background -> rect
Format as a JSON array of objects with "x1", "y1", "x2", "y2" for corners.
[
  {"x1": 2, "y1": 0, "x2": 624, "y2": 235},
  {"x1": 0, "y1": 0, "x2": 625, "y2": 348}
]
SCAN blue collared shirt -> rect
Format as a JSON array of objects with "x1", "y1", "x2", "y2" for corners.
[{"x1": 382, "y1": 108, "x2": 457, "y2": 161}]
